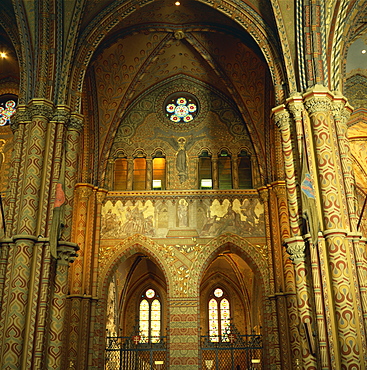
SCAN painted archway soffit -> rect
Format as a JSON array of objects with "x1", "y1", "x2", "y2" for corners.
[{"x1": 70, "y1": 0, "x2": 289, "y2": 110}]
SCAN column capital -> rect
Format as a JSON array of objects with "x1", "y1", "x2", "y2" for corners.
[
  {"x1": 57, "y1": 242, "x2": 79, "y2": 265},
  {"x1": 303, "y1": 85, "x2": 333, "y2": 114},
  {"x1": 96, "y1": 189, "x2": 108, "y2": 204},
  {"x1": 68, "y1": 112, "x2": 84, "y2": 131},
  {"x1": 28, "y1": 99, "x2": 55, "y2": 120},
  {"x1": 284, "y1": 236, "x2": 306, "y2": 263},
  {"x1": 286, "y1": 95, "x2": 304, "y2": 120},
  {"x1": 52, "y1": 105, "x2": 71, "y2": 124},
  {"x1": 272, "y1": 105, "x2": 291, "y2": 130}
]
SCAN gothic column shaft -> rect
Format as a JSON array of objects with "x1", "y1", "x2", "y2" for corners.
[
  {"x1": 353, "y1": 237, "x2": 367, "y2": 331},
  {"x1": 308, "y1": 238, "x2": 330, "y2": 369},
  {"x1": 286, "y1": 238, "x2": 318, "y2": 369},
  {"x1": 64, "y1": 113, "x2": 83, "y2": 242},
  {"x1": 333, "y1": 99, "x2": 356, "y2": 229},
  {"x1": 258, "y1": 187, "x2": 281, "y2": 368},
  {"x1": 272, "y1": 106, "x2": 301, "y2": 236},
  {"x1": 272, "y1": 182, "x2": 301, "y2": 368},
  {"x1": 67, "y1": 184, "x2": 96, "y2": 369},
  {"x1": 304, "y1": 87, "x2": 365, "y2": 367},
  {"x1": 46, "y1": 243, "x2": 78, "y2": 370}
]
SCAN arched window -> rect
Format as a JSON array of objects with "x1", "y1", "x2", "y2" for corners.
[
  {"x1": 198, "y1": 151, "x2": 212, "y2": 189},
  {"x1": 152, "y1": 151, "x2": 166, "y2": 190},
  {"x1": 139, "y1": 288, "x2": 161, "y2": 343},
  {"x1": 133, "y1": 156, "x2": 146, "y2": 190},
  {"x1": 208, "y1": 288, "x2": 230, "y2": 342},
  {"x1": 238, "y1": 150, "x2": 252, "y2": 189},
  {"x1": 114, "y1": 157, "x2": 128, "y2": 190},
  {"x1": 218, "y1": 150, "x2": 232, "y2": 189}
]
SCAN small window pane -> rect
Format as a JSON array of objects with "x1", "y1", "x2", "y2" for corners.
[
  {"x1": 238, "y1": 155, "x2": 252, "y2": 189},
  {"x1": 199, "y1": 157, "x2": 212, "y2": 189},
  {"x1": 209, "y1": 298, "x2": 219, "y2": 342},
  {"x1": 133, "y1": 158, "x2": 146, "y2": 190},
  {"x1": 114, "y1": 158, "x2": 128, "y2": 190},
  {"x1": 139, "y1": 300, "x2": 149, "y2": 342},
  {"x1": 218, "y1": 156, "x2": 232, "y2": 189},
  {"x1": 151, "y1": 299, "x2": 161, "y2": 343},
  {"x1": 220, "y1": 298, "x2": 230, "y2": 341},
  {"x1": 153, "y1": 157, "x2": 166, "y2": 190}
]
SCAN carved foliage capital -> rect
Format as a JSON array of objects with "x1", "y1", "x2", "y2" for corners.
[
  {"x1": 274, "y1": 109, "x2": 291, "y2": 131},
  {"x1": 285, "y1": 239, "x2": 306, "y2": 263},
  {"x1": 287, "y1": 101, "x2": 304, "y2": 121},
  {"x1": 29, "y1": 103, "x2": 55, "y2": 120},
  {"x1": 304, "y1": 97, "x2": 332, "y2": 115},
  {"x1": 57, "y1": 244, "x2": 79, "y2": 265}
]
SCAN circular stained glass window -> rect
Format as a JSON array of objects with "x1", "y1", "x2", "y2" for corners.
[
  {"x1": 214, "y1": 288, "x2": 223, "y2": 298},
  {"x1": 164, "y1": 93, "x2": 199, "y2": 123},
  {"x1": 146, "y1": 289, "x2": 155, "y2": 299},
  {"x1": 0, "y1": 96, "x2": 17, "y2": 126}
]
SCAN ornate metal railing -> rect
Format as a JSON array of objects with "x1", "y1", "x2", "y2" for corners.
[
  {"x1": 200, "y1": 330, "x2": 263, "y2": 370},
  {"x1": 105, "y1": 335, "x2": 167, "y2": 370}
]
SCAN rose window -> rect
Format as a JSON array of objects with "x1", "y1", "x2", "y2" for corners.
[
  {"x1": 0, "y1": 99, "x2": 16, "y2": 126},
  {"x1": 165, "y1": 95, "x2": 198, "y2": 123}
]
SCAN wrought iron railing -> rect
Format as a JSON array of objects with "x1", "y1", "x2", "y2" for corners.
[{"x1": 105, "y1": 335, "x2": 167, "y2": 370}]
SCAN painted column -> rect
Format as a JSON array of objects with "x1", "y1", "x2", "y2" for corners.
[
  {"x1": 0, "y1": 100, "x2": 73, "y2": 369},
  {"x1": 258, "y1": 187, "x2": 281, "y2": 369},
  {"x1": 212, "y1": 155, "x2": 218, "y2": 189},
  {"x1": 46, "y1": 242, "x2": 78, "y2": 370},
  {"x1": 272, "y1": 182, "x2": 301, "y2": 369},
  {"x1": 146, "y1": 156, "x2": 152, "y2": 190},
  {"x1": 285, "y1": 237, "x2": 318, "y2": 369},
  {"x1": 67, "y1": 183, "x2": 95, "y2": 370},
  {"x1": 287, "y1": 96, "x2": 331, "y2": 369},
  {"x1": 127, "y1": 158, "x2": 134, "y2": 190},
  {"x1": 304, "y1": 85, "x2": 367, "y2": 367}
]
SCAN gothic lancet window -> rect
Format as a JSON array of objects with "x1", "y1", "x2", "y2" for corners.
[
  {"x1": 139, "y1": 288, "x2": 161, "y2": 343},
  {"x1": 133, "y1": 156, "x2": 147, "y2": 190},
  {"x1": 218, "y1": 150, "x2": 232, "y2": 189},
  {"x1": 208, "y1": 288, "x2": 230, "y2": 342},
  {"x1": 238, "y1": 150, "x2": 252, "y2": 189},
  {"x1": 152, "y1": 151, "x2": 166, "y2": 190},
  {"x1": 114, "y1": 157, "x2": 128, "y2": 190},
  {"x1": 198, "y1": 151, "x2": 212, "y2": 189}
]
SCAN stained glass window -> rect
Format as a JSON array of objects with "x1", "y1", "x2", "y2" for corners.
[
  {"x1": 0, "y1": 98, "x2": 16, "y2": 126},
  {"x1": 164, "y1": 93, "x2": 199, "y2": 123},
  {"x1": 139, "y1": 289, "x2": 161, "y2": 343},
  {"x1": 208, "y1": 288, "x2": 230, "y2": 342}
]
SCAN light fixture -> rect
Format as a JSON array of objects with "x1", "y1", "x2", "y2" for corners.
[
  {"x1": 362, "y1": 49, "x2": 366, "y2": 54},
  {"x1": 0, "y1": 52, "x2": 6, "y2": 58},
  {"x1": 175, "y1": 1, "x2": 180, "y2": 5}
]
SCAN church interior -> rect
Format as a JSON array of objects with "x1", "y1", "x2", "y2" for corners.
[{"x1": 0, "y1": 0, "x2": 367, "y2": 369}]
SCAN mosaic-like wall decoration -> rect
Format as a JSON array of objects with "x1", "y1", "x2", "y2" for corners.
[{"x1": 101, "y1": 197, "x2": 265, "y2": 240}]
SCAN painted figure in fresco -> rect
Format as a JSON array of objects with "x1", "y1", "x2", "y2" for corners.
[
  {"x1": 155, "y1": 130, "x2": 207, "y2": 183},
  {"x1": 177, "y1": 199, "x2": 188, "y2": 227},
  {"x1": 102, "y1": 209, "x2": 118, "y2": 236}
]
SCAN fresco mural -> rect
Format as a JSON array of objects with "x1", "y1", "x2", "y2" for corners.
[{"x1": 101, "y1": 197, "x2": 265, "y2": 239}]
